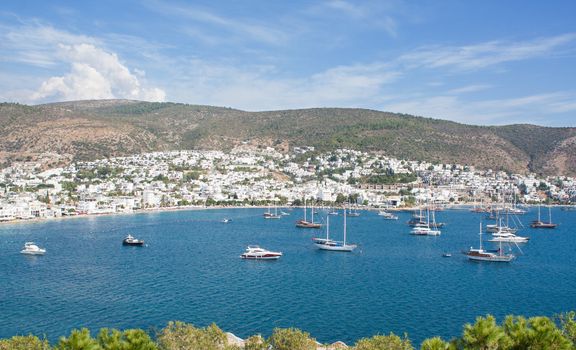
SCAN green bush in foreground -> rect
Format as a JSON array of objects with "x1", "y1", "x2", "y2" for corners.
[
  {"x1": 1, "y1": 312, "x2": 576, "y2": 350},
  {"x1": 0, "y1": 335, "x2": 50, "y2": 350}
]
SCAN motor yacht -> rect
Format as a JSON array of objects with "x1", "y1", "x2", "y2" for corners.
[
  {"x1": 20, "y1": 242, "x2": 46, "y2": 255},
  {"x1": 122, "y1": 234, "x2": 145, "y2": 246},
  {"x1": 240, "y1": 245, "x2": 282, "y2": 260},
  {"x1": 410, "y1": 225, "x2": 441, "y2": 236},
  {"x1": 488, "y1": 231, "x2": 529, "y2": 243}
]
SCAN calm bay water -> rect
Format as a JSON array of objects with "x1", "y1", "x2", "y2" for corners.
[{"x1": 1, "y1": 207, "x2": 575, "y2": 345}]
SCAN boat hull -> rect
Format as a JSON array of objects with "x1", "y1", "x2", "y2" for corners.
[
  {"x1": 315, "y1": 243, "x2": 357, "y2": 252},
  {"x1": 467, "y1": 255, "x2": 514, "y2": 262},
  {"x1": 296, "y1": 221, "x2": 322, "y2": 228},
  {"x1": 123, "y1": 241, "x2": 144, "y2": 246},
  {"x1": 20, "y1": 250, "x2": 46, "y2": 255},
  {"x1": 240, "y1": 254, "x2": 281, "y2": 260}
]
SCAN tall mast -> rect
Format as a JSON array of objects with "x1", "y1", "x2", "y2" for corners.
[
  {"x1": 311, "y1": 201, "x2": 315, "y2": 223},
  {"x1": 326, "y1": 215, "x2": 330, "y2": 240},
  {"x1": 479, "y1": 222, "x2": 483, "y2": 251},
  {"x1": 303, "y1": 198, "x2": 307, "y2": 221},
  {"x1": 343, "y1": 207, "x2": 347, "y2": 245}
]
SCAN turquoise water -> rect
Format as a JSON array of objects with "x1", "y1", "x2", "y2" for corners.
[{"x1": 1, "y1": 208, "x2": 575, "y2": 345}]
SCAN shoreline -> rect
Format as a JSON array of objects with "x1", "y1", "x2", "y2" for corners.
[{"x1": 1, "y1": 202, "x2": 572, "y2": 227}]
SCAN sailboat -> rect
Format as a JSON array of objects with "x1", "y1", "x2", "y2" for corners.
[
  {"x1": 466, "y1": 222, "x2": 515, "y2": 262},
  {"x1": 296, "y1": 199, "x2": 322, "y2": 228},
  {"x1": 312, "y1": 209, "x2": 357, "y2": 251},
  {"x1": 410, "y1": 203, "x2": 441, "y2": 236},
  {"x1": 530, "y1": 205, "x2": 557, "y2": 228},
  {"x1": 347, "y1": 202, "x2": 360, "y2": 217},
  {"x1": 264, "y1": 203, "x2": 281, "y2": 219}
]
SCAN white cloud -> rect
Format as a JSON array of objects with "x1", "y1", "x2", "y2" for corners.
[
  {"x1": 144, "y1": 1, "x2": 288, "y2": 45},
  {"x1": 313, "y1": 0, "x2": 398, "y2": 37},
  {"x1": 400, "y1": 33, "x2": 576, "y2": 71},
  {"x1": 32, "y1": 43, "x2": 165, "y2": 102},
  {"x1": 0, "y1": 22, "x2": 96, "y2": 67},
  {"x1": 169, "y1": 59, "x2": 400, "y2": 111},
  {"x1": 384, "y1": 91, "x2": 576, "y2": 125},
  {"x1": 448, "y1": 84, "x2": 492, "y2": 94}
]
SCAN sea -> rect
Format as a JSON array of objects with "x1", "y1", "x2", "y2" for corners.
[{"x1": 1, "y1": 207, "x2": 575, "y2": 346}]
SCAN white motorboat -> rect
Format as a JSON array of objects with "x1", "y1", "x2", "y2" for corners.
[
  {"x1": 378, "y1": 210, "x2": 398, "y2": 220},
  {"x1": 488, "y1": 230, "x2": 529, "y2": 243},
  {"x1": 240, "y1": 245, "x2": 282, "y2": 260},
  {"x1": 410, "y1": 225, "x2": 441, "y2": 236},
  {"x1": 122, "y1": 234, "x2": 145, "y2": 246},
  {"x1": 221, "y1": 218, "x2": 232, "y2": 223},
  {"x1": 20, "y1": 242, "x2": 46, "y2": 255}
]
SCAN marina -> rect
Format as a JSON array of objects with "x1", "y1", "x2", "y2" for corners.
[{"x1": 1, "y1": 207, "x2": 575, "y2": 345}]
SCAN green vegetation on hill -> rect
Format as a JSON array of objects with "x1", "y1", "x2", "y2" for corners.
[
  {"x1": 1, "y1": 311, "x2": 575, "y2": 349},
  {"x1": 0, "y1": 100, "x2": 575, "y2": 175}
]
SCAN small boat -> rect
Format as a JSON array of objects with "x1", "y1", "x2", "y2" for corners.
[
  {"x1": 221, "y1": 218, "x2": 232, "y2": 223},
  {"x1": 240, "y1": 245, "x2": 282, "y2": 260},
  {"x1": 280, "y1": 211, "x2": 290, "y2": 216},
  {"x1": 378, "y1": 210, "x2": 398, "y2": 220},
  {"x1": 20, "y1": 242, "x2": 46, "y2": 255},
  {"x1": 122, "y1": 234, "x2": 145, "y2": 246},
  {"x1": 442, "y1": 252, "x2": 452, "y2": 257}
]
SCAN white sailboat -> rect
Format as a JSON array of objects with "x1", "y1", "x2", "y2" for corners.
[
  {"x1": 264, "y1": 203, "x2": 281, "y2": 219},
  {"x1": 313, "y1": 209, "x2": 357, "y2": 252},
  {"x1": 410, "y1": 203, "x2": 441, "y2": 236}
]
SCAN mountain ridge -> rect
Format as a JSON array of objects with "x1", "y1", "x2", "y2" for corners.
[{"x1": 1, "y1": 100, "x2": 575, "y2": 176}]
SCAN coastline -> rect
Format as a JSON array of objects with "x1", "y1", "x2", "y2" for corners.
[{"x1": 1, "y1": 202, "x2": 570, "y2": 227}]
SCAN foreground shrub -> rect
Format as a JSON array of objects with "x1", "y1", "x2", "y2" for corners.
[
  {"x1": 504, "y1": 315, "x2": 572, "y2": 350},
  {"x1": 0, "y1": 335, "x2": 50, "y2": 350},
  {"x1": 267, "y1": 328, "x2": 316, "y2": 350},
  {"x1": 354, "y1": 333, "x2": 413, "y2": 350},
  {"x1": 244, "y1": 335, "x2": 267, "y2": 350},
  {"x1": 97, "y1": 328, "x2": 157, "y2": 350},
  {"x1": 420, "y1": 336, "x2": 451, "y2": 350},
  {"x1": 157, "y1": 321, "x2": 238, "y2": 350},
  {"x1": 459, "y1": 315, "x2": 510, "y2": 350},
  {"x1": 55, "y1": 328, "x2": 100, "y2": 350},
  {"x1": 558, "y1": 311, "x2": 576, "y2": 345}
]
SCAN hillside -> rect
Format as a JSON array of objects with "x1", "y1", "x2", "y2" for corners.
[{"x1": 1, "y1": 100, "x2": 575, "y2": 176}]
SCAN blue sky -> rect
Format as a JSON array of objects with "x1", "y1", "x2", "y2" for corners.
[{"x1": 1, "y1": 0, "x2": 575, "y2": 126}]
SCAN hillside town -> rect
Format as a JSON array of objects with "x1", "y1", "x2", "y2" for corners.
[{"x1": 0, "y1": 146, "x2": 575, "y2": 222}]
